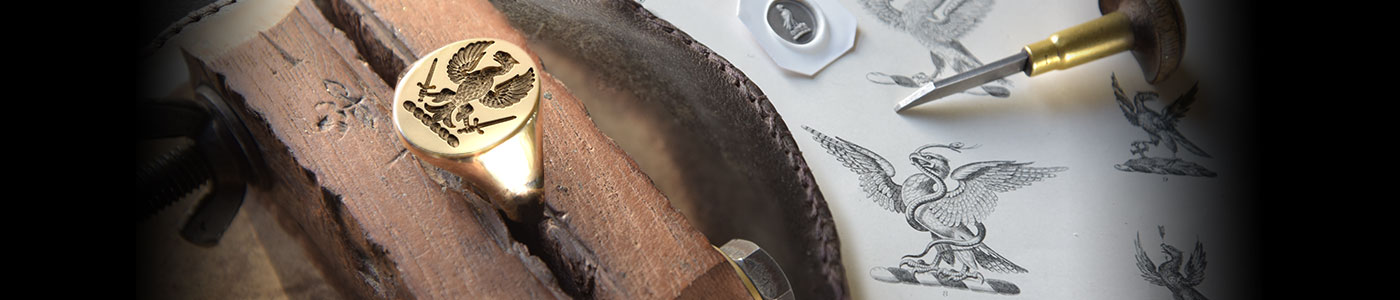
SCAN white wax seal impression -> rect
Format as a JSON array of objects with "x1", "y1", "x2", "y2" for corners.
[{"x1": 738, "y1": 0, "x2": 856, "y2": 76}]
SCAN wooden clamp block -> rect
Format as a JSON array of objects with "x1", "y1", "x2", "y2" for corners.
[{"x1": 147, "y1": 0, "x2": 749, "y2": 298}]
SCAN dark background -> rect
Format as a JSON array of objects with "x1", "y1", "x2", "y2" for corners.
[{"x1": 116, "y1": 0, "x2": 1284, "y2": 298}]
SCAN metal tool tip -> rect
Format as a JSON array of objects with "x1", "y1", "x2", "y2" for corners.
[
  {"x1": 892, "y1": 51, "x2": 1030, "y2": 112},
  {"x1": 895, "y1": 83, "x2": 940, "y2": 113},
  {"x1": 894, "y1": 102, "x2": 909, "y2": 113}
]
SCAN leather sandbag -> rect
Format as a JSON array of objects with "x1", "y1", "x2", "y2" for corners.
[{"x1": 490, "y1": 1, "x2": 848, "y2": 299}]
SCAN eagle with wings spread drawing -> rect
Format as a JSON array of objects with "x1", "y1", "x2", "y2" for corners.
[
  {"x1": 1112, "y1": 74, "x2": 1207, "y2": 158},
  {"x1": 1136, "y1": 227, "x2": 1209, "y2": 300},
  {"x1": 860, "y1": 0, "x2": 1011, "y2": 97},
  {"x1": 1109, "y1": 74, "x2": 1214, "y2": 177},
  {"x1": 805, "y1": 126, "x2": 1065, "y2": 284}
]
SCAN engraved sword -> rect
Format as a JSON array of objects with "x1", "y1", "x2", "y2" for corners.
[{"x1": 417, "y1": 58, "x2": 438, "y2": 91}]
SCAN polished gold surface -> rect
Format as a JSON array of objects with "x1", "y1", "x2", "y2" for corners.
[
  {"x1": 395, "y1": 39, "x2": 540, "y2": 157},
  {"x1": 1024, "y1": 12, "x2": 1134, "y2": 77},
  {"x1": 394, "y1": 39, "x2": 543, "y2": 220}
]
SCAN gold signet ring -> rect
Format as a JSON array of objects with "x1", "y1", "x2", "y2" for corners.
[{"x1": 393, "y1": 38, "x2": 542, "y2": 221}]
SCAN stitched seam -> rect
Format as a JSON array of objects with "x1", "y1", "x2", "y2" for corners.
[
  {"x1": 623, "y1": 2, "x2": 847, "y2": 298},
  {"x1": 143, "y1": 0, "x2": 240, "y2": 56}
]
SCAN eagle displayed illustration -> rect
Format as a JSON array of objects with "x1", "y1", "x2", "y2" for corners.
[
  {"x1": 407, "y1": 40, "x2": 535, "y2": 145},
  {"x1": 860, "y1": 0, "x2": 1010, "y2": 97},
  {"x1": 805, "y1": 126, "x2": 1064, "y2": 293},
  {"x1": 1135, "y1": 227, "x2": 1209, "y2": 300},
  {"x1": 1112, "y1": 74, "x2": 1206, "y2": 158},
  {"x1": 1110, "y1": 74, "x2": 1214, "y2": 177}
]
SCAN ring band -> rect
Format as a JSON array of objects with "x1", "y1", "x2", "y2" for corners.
[{"x1": 393, "y1": 38, "x2": 543, "y2": 220}]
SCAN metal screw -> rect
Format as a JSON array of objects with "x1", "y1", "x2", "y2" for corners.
[
  {"x1": 720, "y1": 239, "x2": 794, "y2": 300},
  {"x1": 138, "y1": 50, "x2": 266, "y2": 247}
]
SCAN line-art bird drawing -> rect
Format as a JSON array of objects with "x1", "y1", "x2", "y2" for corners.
[
  {"x1": 1113, "y1": 74, "x2": 1206, "y2": 158},
  {"x1": 1135, "y1": 226, "x2": 1209, "y2": 300},
  {"x1": 860, "y1": 0, "x2": 1010, "y2": 97},
  {"x1": 805, "y1": 126, "x2": 1064, "y2": 294},
  {"x1": 1110, "y1": 74, "x2": 1214, "y2": 177}
]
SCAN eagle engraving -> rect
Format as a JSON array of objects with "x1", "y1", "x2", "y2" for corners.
[
  {"x1": 1136, "y1": 227, "x2": 1209, "y2": 300},
  {"x1": 1110, "y1": 74, "x2": 1214, "y2": 177},
  {"x1": 404, "y1": 40, "x2": 535, "y2": 146},
  {"x1": 860, "y1": 0, "x2": 1010, "y2": 97},
  {"x1": 805, "y1": 126, "x2": 1064, "y2": 292},
  {"x1": 1113, "y1": 74, "x2": 1207, "y2": 159}
]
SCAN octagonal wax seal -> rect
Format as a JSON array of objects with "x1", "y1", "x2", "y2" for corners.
[{"x1": 738, "y1": 0, "x2": 857, "y2": 76}]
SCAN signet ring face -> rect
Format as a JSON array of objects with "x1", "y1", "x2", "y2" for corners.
[{"x1": 393, "y1": 38, "x2": 543, "y2": 221}]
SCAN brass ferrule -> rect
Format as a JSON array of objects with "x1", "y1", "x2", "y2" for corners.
[{"x1": 1024, "y1": 12, "x2": 1134, "y2": 77}]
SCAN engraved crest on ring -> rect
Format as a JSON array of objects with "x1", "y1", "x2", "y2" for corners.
[{"x1": 402, "y1": 40, "x2": 536, "y2": 147}]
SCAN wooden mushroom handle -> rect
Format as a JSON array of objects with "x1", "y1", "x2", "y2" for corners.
[{"x1": 1100, "y1": 0, "x2": 1187, "y2": 83}]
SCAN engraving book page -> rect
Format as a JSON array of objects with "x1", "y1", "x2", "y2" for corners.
[{"x1": 640, "y1": 0, "x2": 1255, "y2": 298}]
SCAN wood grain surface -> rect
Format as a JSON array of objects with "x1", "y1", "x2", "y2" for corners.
[
  {"x1": 150, "y1": 0, "x2": 749, "y2": 298},
  {"x1": 186, "y1": 0, "x2": 565, "y2": 298},
  {"x1": 310, "y1": 0, "x2": 748, "y2": 297}
]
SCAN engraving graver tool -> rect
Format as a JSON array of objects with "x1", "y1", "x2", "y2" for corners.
[
  {"x1": 394, "y1": 38, "x2": 543, "y2": 221},
  {"x1": 895, "y1": 0, "x2": 1186, "y2": 112}
]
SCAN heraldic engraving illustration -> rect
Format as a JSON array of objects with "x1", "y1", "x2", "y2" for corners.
[
  {"x1": 1136, "y1": 226, "x2": 1209, "y2": 300},
  {"x1": 859, "y1": 0, "x2": 1011, "y2": 97},
  {"x1": 403, "y1": 40, "x2": 535, "y2": 147},
  {"x1": 1111, "y1": 74, "x2": 1213, "y2": 177},
  {"x1": 804, "y1": 126, "x2": 1066, "y2": 295}
]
